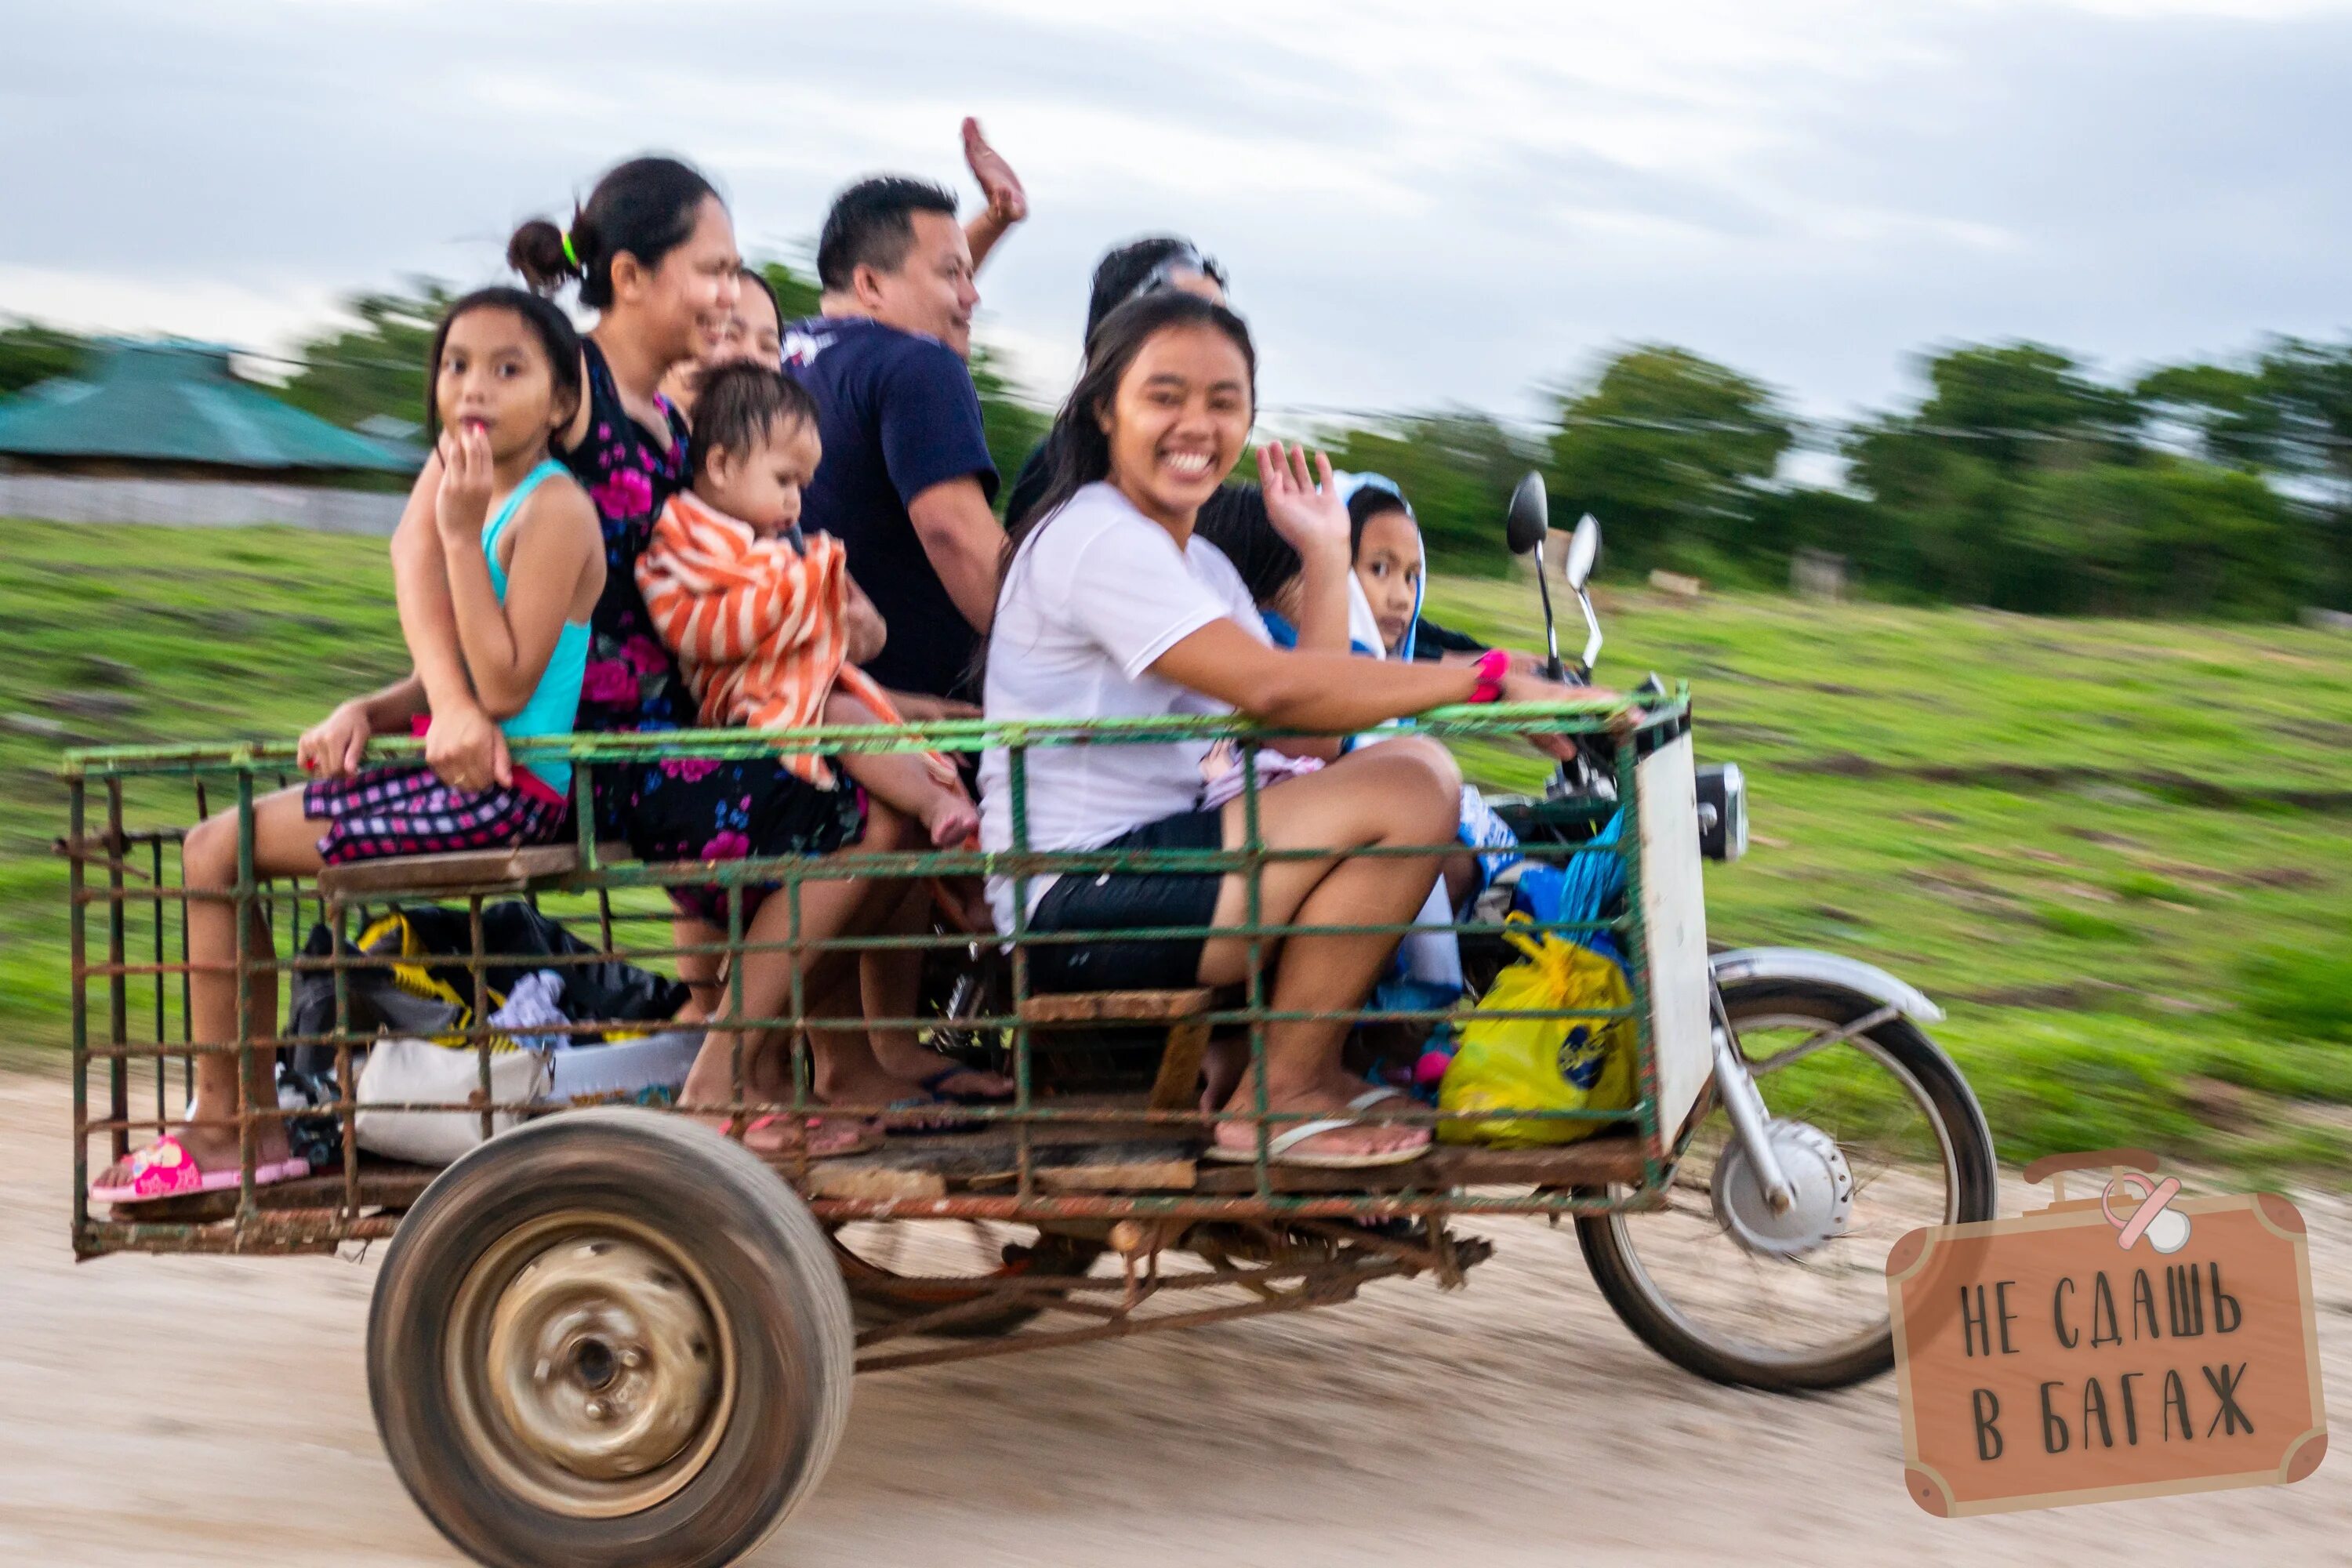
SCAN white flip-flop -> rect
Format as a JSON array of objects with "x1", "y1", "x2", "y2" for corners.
[{"x1": 1204, "y1": 1087, "x2": 1432, "y2": 1170}]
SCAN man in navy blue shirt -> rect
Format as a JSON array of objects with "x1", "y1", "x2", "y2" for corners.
[{"x1": 783, "y1": 169, "x2": 1015, "y2": 701}]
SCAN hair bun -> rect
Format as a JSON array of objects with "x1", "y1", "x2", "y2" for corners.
[{"x1": 506, "y1": 215, "x2": 583, "y2": 295}]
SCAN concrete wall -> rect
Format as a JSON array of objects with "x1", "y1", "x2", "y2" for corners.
[{"x1": 0, "y1": 474, "x2": 406, "y2": 534}]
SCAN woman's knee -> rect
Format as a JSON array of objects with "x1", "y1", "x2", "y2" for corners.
[
  {"x1": 1356, "y1": 739, "x2": 1459, "y2": 840},
  {"x1": 1381, "y1": 735, "x2": 1464, "y2": 800}
]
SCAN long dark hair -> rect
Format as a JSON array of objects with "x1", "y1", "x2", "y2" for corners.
[
  {"x1": 422, "y1": 286, "x2": 585, "y2": 441},
  {"x1": 977, "y1": 292, "x2": 1256, "y2": 689},
  {"x1": 1011, "y1": 292, "x2": 1257, "y2": 557},
  {"x1": 507, "y1": 156, "x2": 721, "y2": 310}
]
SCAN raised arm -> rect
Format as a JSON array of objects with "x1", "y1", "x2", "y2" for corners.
[
  {"x1": 390, "y1": 449, "x2": 517, "y2": 789},
  {"x1": 960, "y1": 116, "x2": 1026, "y2": 274},
  {"x1": 434, "y1": 428, "x2": 602, "y2": 719},
  {"x1": 1258, "y1": 443, "x2": 1352, "y2": 655},
  {"x1": 906, "y1": 476, "x2": 1005, "y2": 633}
]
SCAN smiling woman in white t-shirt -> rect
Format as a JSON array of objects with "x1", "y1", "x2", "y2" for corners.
[{"x1": 979, "y1": 291, "x2": 1603, "y2": 1169}]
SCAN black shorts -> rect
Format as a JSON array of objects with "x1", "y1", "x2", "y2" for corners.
[{"x1": 1027, "y1": 809, "x2": 1225, "y2": 994}]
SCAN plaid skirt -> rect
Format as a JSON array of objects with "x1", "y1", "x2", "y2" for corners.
[{"x1": 303, "y1": 764, "x2": 570, "y2": 866}]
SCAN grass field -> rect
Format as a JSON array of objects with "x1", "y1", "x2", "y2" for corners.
[{"x1": 5, "y1": 519, "x2": 2350, "y2": 1180}]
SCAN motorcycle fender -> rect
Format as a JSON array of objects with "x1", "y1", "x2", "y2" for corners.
[{"x1": 1708, "y1": 946, "x2": 1946, "y2": 1025}]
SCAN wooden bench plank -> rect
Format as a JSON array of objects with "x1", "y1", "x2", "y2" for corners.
[
  {"x1": 1147, "y1": 1018, "x2": 1210, "y2": 1115},
  {"x1": 1018, "y1": 989, "x2": 1213, "y2": 1026},
  {"x1": 771, "y1": 1123, "x2": 1644, "y2": 1200},
  {"x1": 1039, "y1": 1156, "x2": 1196, "y2": 1192},
  {"x1": 315, "y1": 844, "x2": 580, "y2": 901},
  {"x1": 1189, "y1": 1133, "x2": 1647, "y2": 1194}
]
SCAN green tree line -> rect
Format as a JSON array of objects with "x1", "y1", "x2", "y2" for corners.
[
  {"x1": 1322, "y1": 338, "x2": 2350, "y2": 618},
  {"x1": 5, "y1": 275, "x2": 2343, "y2": 617}
]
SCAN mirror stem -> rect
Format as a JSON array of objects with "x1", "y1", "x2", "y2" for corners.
[
  {"x1": 1531, "y1": 538, "x2": 1564, "y2": 681},
  {"x1": 1576, "y1": 587, "x2": 1603, "y2": 675}
]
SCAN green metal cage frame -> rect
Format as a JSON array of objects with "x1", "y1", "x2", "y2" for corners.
[{"x1": 61, "y1": 694, "x2": 1705, "y2": 1258}]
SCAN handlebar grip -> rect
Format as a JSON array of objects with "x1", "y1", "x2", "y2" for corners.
[{"x1": 2021, "y1": 1148, "x2": 2161, "y2": 1185}]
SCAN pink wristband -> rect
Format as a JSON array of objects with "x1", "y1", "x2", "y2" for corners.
[{"x1": 1468, "y1": 648, "x2": 1511, "y2": 704}]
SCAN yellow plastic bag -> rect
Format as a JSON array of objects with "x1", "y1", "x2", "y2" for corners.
[{"x1": 1437, "y1": 928, "x2": 1637, "y2": 1147}]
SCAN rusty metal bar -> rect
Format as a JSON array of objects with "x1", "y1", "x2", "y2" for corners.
[
  {"x1": 469, "y1": 895, "x2": 492, "y2": 1145},
  {"x1": 150, "y1": 836, "x2": 167, "y2": 1127},
  {"x1": 104, "y1": 779, "x2": 129, "y2": 1164},
  {"x1": 69, "y1": 779, "x2": 91, "y2": 1250},
  {"x1": 728, "y1": 880, "x2": 746, "y2": 1136},
  {"x1": 233, "y1": 768, "x2": 258, "y2": 1228},
  {"x1": 853, "y1": 1259, "x2": 1415, "y2": 1374}
]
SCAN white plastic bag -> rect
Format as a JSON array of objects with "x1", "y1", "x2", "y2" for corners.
[{"x1": 354, "y1": 1037, "x2": 550, "y2": 1166}]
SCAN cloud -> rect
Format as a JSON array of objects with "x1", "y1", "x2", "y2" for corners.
[{"x1": 2, "y1": 0, "x2": 2347, "y2": 425}]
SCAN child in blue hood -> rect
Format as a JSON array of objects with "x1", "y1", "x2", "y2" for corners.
[{"x1": 1300, "y1": 477, "x2": 1523, "y2": 1039}]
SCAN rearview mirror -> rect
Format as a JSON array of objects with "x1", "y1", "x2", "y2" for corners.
[
  {"x1": 1565, "y1": 514, "x2": 1601, "y2": 590},
  {"x1": 1504, "y1": 471, "x2": 1549, "y2": 557}
]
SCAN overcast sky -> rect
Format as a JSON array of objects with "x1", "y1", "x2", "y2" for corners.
[{"x1": 3, "y1": 0, "x2": 2347, "y2": 428}]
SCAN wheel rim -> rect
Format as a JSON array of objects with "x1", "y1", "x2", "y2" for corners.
[
  {"x1": 445, "y1": 1211, "x2": 735, "y2": 1518},
  {"x1": 1601, "y1": 1009, "x2": 1962, "y2": 1374}
]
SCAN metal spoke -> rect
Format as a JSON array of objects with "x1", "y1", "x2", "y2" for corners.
[{"x1": 1746, "y1": 1007, "x2": 1898, "y2": 1076}]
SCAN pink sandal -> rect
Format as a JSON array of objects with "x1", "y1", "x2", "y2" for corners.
[
  {"x1": 738, "y1": 1113, "x2": 880, "y2": 1160},
  {"x1": 89, "y1": 1134, "x2": 310, "y2": 1207}
]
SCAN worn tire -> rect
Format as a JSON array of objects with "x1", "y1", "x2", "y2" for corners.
[
  {"x1": 368, "y1": 1109, "x2": 853, "y2": 1568},
  {"x1": 1575, "y1": 978, "x2": 1998, "y2": 1392}
]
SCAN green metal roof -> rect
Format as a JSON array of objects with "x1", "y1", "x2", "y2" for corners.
[{"x1": 0, "y1": 339, "x2": 418, "y2": 473}]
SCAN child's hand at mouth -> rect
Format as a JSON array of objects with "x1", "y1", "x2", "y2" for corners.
[{"x1": 434, "y1": 420, "x2": 496, "y2": 540}]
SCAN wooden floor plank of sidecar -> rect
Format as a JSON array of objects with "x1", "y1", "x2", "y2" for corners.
[
  {"x1": 792, "y1": 1104, "x2": 1650, "y2": 1200},
  {"x1": 107, "y1": 1159, "x2": 444, "y2": 1225}
]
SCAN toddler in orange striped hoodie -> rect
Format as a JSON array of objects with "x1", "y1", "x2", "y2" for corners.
[{"x1": 637, "y1": 362, "x2": 978, "y2": 848}]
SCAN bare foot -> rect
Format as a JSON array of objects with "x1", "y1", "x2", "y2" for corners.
[
  {"x1": 1208, "y1": 1070, "x2": 1429, "y2": 1163},
  {"x1": 865, "y1": 1036, "x2": 1013, "y2": 1102},
  {"x1": 922, "y1": 793, "x2": 979, "y2": 849},
  {"x1": 747, "y1": 1112, "x2": 878, "y2": 1158},
  {"x1": 815, "y1": 1057, "x2": 985, "y2": 1131},
  {"x1": 685, "y1": 1109, "x2": 877, "y2": 1159},
  {"x1": 912, "y1": 1063, "x2": 1014, "y2": 1102},
  {"x1": 1200, "y1": 1032, "x2": 1247, "y2": 1115}
]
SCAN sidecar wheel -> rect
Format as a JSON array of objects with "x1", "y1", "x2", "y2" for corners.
[
  {"x1": 1575, "y1": 978, "x2": 1997, "y2": 1392},
  {"x1": 368, "y1": 1109, "x2": 852, "y2": 1568}
]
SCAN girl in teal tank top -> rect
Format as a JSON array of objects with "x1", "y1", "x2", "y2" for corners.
[
  {"x1": 481, "y1": 457, "x2": 592, "y2": 796},
  {"x1": 89, "y1": 288, "x2": 608, "y2": 1209},
  {"x1": 299, "y1": 289, "x2": 605, "y2": 849}
]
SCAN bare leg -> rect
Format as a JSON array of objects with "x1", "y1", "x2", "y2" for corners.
[
  {"x1": 733, "y1": 950, "x2": 871, "y2": 1104},
  {"x1": 1195, "y1": 739, "x2": 1461, "y2": 1160},
  {"x1": 858, "y1": 878, "x2": 1014, "y2": 1100},
  {"x1": 826, "y1": 690, "x2": 977, "y2": 848},
  {"x1": 678, "y1": 800, "x2": 915, "y2": 1153},
  {"x1": 96, "y1": 787, "x2": 326, "y2": 1187},
  {"x1": 670, "y1": 915, "x2": 724, "y2": 1022},
  {"x1": 1441, "y1": 849, "x2": 1479, "y2": 912}
]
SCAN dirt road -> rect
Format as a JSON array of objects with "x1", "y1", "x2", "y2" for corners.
[{"x1": 2, "y1": 1070, "x2": 2344, "y2": 1566}]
